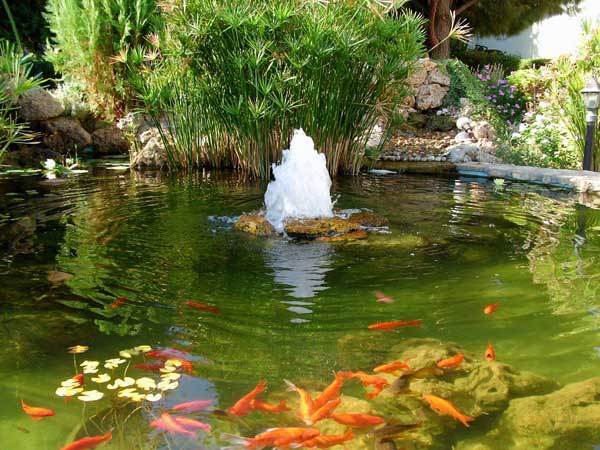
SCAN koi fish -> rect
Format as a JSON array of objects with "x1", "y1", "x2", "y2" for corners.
[
  {"x1": 373, "y1": 357, "x2": 414, "y2": 374},
  {"x1": 109, "y1": 297, "x2": 127, "y2": 309},
  {"x1": 308, "y1": 398, "x2": 341, "y2": 425},
  {"x1": 436, "y1": 353, "x2": 465, "y2": 369},
  {"x1": 72, "y1": 373, "x2": 84, "y2": 386},
  {"x1": 171, "y1": 399, "x2": 213, "y2": 413},
  {"x1": 300, "y1": 430, "x2": 354, "y2": 448},
  {"x1": 313, "y1": 372, "x2": 346, "y2": 410},
  {"x1": 133, "y1": 362, "x2": 164, "y2": 372},
  {"x1": 284, "y1": 380, "x2": 315, "y2": 424},
  {"x1": 228, "y1": 380, "x2": 267, "y2": 416},
  {"x1": 368, "y1": 320, "x2": 422, "y2": 331},
  {"x1": 150, "y1": 413, "x2": 195, "y2": 437},
  {"x1": 422, "y1": 394, "x2": 474, "y2": 427},
  {"x1": 173, "y1": 417, "x2": 211, "y2": 433},
  {"x1": 225, "y1": 427, "x2": 320, "y2": 449},
  {"x1": 21, "y1": 400, "x2": 54, "y2": 420},
  {"x1": 347, "y1": 372, "x2": 389, "y2": 399},
  {"x1": 483, "y1": 303, "x2": 499, "y2": 315},
  {"x1": 59, "y1": 431, "x2": 112, "y2": 450},
  {"x1": 250, "y1": 399, "x2": 290, "y2": 413},
  {"x1": 331, "y1": 412, "x2": 385, "y2": 427},
  {"x1": 185, "y1": 301, "x2": 220, "y2": 315},
  {"x1": 485, "y1": 342, "x2": 496, "y2": 361},
  {"x1": 375, "y1": 291, "x2": 394, "y2": 304},
  {"x1": 147, "y1": 348, "x2": 192, "y2": 361}
]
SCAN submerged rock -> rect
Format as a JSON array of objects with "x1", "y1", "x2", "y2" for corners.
[
  {"x1": 349, "y1": 211, "x2": 389, "y2": 227},
  {"x1": 233, "y1": 214, "x2": 275, "y2": 236},
  {"x1": 317, "y1": 229, "x2": 369, "y2": 242},
  {"x1": 284, "y1": 217, "x2": 359, "y2": 239}
]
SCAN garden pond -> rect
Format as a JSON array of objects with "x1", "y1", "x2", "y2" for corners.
[{"x1": 0, "y1": 166, "x2": 599, "y2": 449}]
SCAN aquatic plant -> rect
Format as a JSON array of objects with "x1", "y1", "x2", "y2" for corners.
[{"x1": 143, "y1": 0, "x2": 426, "y2": 177}]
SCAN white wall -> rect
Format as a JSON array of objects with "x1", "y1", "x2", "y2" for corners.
[{"x1": 471, "y1": 0, "x2": 600, "y2": 58}]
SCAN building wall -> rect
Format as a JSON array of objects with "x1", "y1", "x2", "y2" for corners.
[{"x1": 472, "y1": 0, "x2": 600, "y2": 58}]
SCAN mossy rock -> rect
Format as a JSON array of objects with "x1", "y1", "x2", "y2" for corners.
[
  {"x1": 234, "y1": 214, "x2": 275, "y2": 236},
  {"x1": 316, "y1": 229, "x2": 369, "y2": 242},
  {"x1": 349, "y1": 211, "x2": 389, "y2": 227},
  {"x1": 426, "y1": 115, "x2": 455, "y2": 132},
  {"x1": 284, "y1": 217, "x2": 359, "y2": 239}
]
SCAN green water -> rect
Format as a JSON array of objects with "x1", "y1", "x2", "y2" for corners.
[{"x1": 0, "y1": 168, "x2": 599, "y2": 449}]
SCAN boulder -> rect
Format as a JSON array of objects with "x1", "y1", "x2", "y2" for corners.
[
  {"x1": 472, "y1": 121, "x2": 495, "y2": 141},
  {"x1": 17, "y1": 88, "x2": 64, "y2": 121},
  {"x1": 456, "y1": 117, "x2": 472, "y2": 131},
  {"x1": 316, "y1": 229, "x2": 369, "y2": 242},
  {"x1": 284, "y1": 217, "x2": 359, "y2": 239},
  {"x1": 407, "y1": 62, "x2": 429, "y2": 88},
  {"x1": 453, "y1": 132, "x2": 472, "y2": 143},
  {"x1": 426, "y1": 115, "x2": 455, "y2": 132},
  {"x1": 349, "y1": 211, "x2": 389, "y2": 227},
  {"x1": 130, "y1": 128, "x2": 168, "y2": 169},
  {"x1": 3, "y1": 146, "x2": 62, "y2": 167},
  {"x1": 91, "y1": 125, "x2": 129, "y2": 155},
  {"x1": 41, "y1": 117, "x2": 92, "y2": 152},
  {"x1": 367, "y1": 122, "x2": 385, "y2": 148},
  {"x1": 444, "y1": 143, "x2": 479, "y2": 162},
  {"x1": 427, "y1": 68, "x2": 451, "y2": 86},
  {"x1": 415, "y1": 84, "x2": 448, "y2": 110},
  {"x1": 406, "y1": 111, "x2": 428, "y2": 129},
  {"x1": 233, "y1": 214, "x2": 275, "y2": 236}
]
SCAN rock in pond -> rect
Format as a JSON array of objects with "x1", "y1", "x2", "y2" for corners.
[
  {"x1": 316, "y1": 229, "x2": 369, "y2": 242},
  {"x1": 284, "y1": 217, "x2": 359, "y2": 239},
  {"x1": 233, "y1": 214, "x2": 275, "y2": 236},
  {"x1": 349, "y1": 211, "x2": 389, "y2": 227}
]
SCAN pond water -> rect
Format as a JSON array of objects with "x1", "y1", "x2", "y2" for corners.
[{"x1": 1, "y1": 167, "x2": 599, "y2": 449}]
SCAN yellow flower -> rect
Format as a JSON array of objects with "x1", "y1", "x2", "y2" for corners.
[
  {"x1": 91, "y1": 373, "x2": 111, "y2": 384},
  {"x1": 68, "y1": 345, "x2": 89, "y2": 354},
  {"x1": 104, "y1": 358, "x2": 126, "y2": 369},
  {"x1": 107, "y1": 377, "x2": 135, "y2": 390},
  {"x1": 157, "y1": 380, "x2": 179, "y2": 391},
  {"x1": 56, "y1": 386, "x2": 83, "y2": 397},
  {"x1": 77, "y1": 390, "x2": 104, "y2": 402},
  {"x1": 61, "y1": 378, "x2": 82, "y2": 388},
  {"x1": 145, "y1": 393, "x2": 162, "y2": 402},
  {"x1": 136, "y1": 377, "x2": 156, "y2": 391},
  {"x1": 134, "y1": 345, "x2": 152, "y2": 353},
  {"x1": 160, "y1": 372, "x2": 181, "y2": 381}
]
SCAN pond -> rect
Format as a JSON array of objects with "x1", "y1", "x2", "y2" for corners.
[{"x1": 1, "y1": 167, "x2": 599, "y2": 449}]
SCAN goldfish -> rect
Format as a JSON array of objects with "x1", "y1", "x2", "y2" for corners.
[
  {"x1": 172, "y1": 399, "x2": 213, "y2": 413},
  {"x1": 368, "y1": 320, "x2": 422, "y2": 331},
  {"x1": 331, "y1": 413, "x2": 385, "y2": 427},
  {"x1": 109, "y1": 296, "x2": 127, "y2": 309},
  {"x1": 436, "y1": 353, "x2": 465, "y2": 369},
  {"x1": 229, "y1": 427, "x2": 320, "y2": 449},
  {"x1": 72, "y1": 373, "x2": 84, "y2": 386},
  {"x1": 347, "y1": 372, "x2": 389, "y2": 399},
  {"x1": 285, "y1": 380, "x2": 316, "y2": 424},
  {"x1": 300, "y1": 430, "x2": 354, "y2": 448},
  {"x1": 59, "y1": 431, "x2": 112, "y2": 450},
  {"x1": 373, "y1": 357, "x2": 414, "y2": 374},
  {"x1": 485, "y1": 342, "x2": 496, "y2": 361},
  {"x1": 313, "y1": 372, "x2": 347, "y2": 410},
  {"x1": 134, "y1": 362, "x2": 164, "y2": 372},
  {"x1": 173, "y1": 417, "x2": 211, "y2": 433},
  {"x1": 228, "y1": 380, "x2": 267, "y2": 416},
  {"x1": 483, "y1": 303, "x2": 499, "y2": 315},
  {"x1": 308, "y1": 398, "x2": 341, "y2": 424},
  {"x1": 185, "y1": 301, "x2": 221, "y2": 315},
  {"x1": 147, "y1": 348, "x2": 192, "y2": 361},
  {"x1": 20, "y1": 400, "x2": 54, "y2": 420},
  {"x1": 250, "y1": 399, "x2": 290, "y2": 413},
  {"x1": 422, "y1": 394, "x2": 474, "y2": 427},
  {"x1": 375, "y1": 291, "x2": 394, "y2": 304},
  {"x1": 150, "y1": 413, "x2": 195, "y2": 437}
]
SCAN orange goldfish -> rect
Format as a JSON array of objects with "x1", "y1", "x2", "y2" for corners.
[
  {"x1": 347, "y1": 372, "x2": 389, "y2": 399},
  {"x1": 150, "y1": 413, "x2": 195, "y2": 437},
  {"x1": 373, "y1": 357, "x2": 414, "y2": 374},
  {"x1": 436, "y1": 353, "x2": 465, "y2": 369},
  {"x1": 171, "y1": 399, "x2": 212, "y2": 413},
  {"x1": 147, "y1": 348, "x2": 192, "y2": 361},
  {"x1": 72, "y1": 373, "x2": 84, "y2": 386},
  {"x1": 483, "y1": 303, "x2": 499, "y2": 315},
  {"x1": 134, "y1": 362, "x2": 164, "y2": 372},
  {"x1": 375, "y1": 291, "x2": 394, "y2": 304},
  {"x1": 228, "y1": 380, "x2": 267, "y2": 416},
  {"x1": 331, "y1": 412, "x2": 385, "y2": 427},
  {"x1": 250, "y1": 399, "x2": 290, "y2": 413},
  {"x1": 285, "y1": 380, "x2": 315, "y2": 424},
  {"x1": 368, "y1": 320, "x2": 422, "y2": 331},
  {"x1": 59, "y1": 431, "x2": 112, "y2": 450},
  {"x1": 225, "y1": 427, "x2": 320, "y2": 449},
  {"x1": 185, "y1": 301, "x2": 220, "y2": 315},
  {"x1": 308, "y1": 398, "x2": 341, "y2": 424},
  {"x1": 313, "y1": 372, "x2": 346, "y2": 410},
  {"x1": 109, "y1": 296, "x2": 127, "y2": 309},
  {"x1": 485, "y1": 343, "x2": 496, "y2": 361},
  {"x1": 172, "y1": 417, "x2": 211, "y2": 433},
  {"x1": 301, "y1": 430, "x2": 355, "y2": 448},
  {"x1": 422, "y1": 394, "x2": 474, "y2": 427},
  {"x1": 20, "y1": 400, "x2": 54, "y2": 420}
]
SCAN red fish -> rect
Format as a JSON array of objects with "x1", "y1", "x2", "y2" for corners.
[
  {"x1": 485, "y1": 342, "x2": 496, "y2": 361},
  {"x1": 171, "y1": 399, "x2": 212, "y2": 413},
  {"x1": 134, "y1": 362, "x2": 164, "y2": 372},
  {"x1": 285, "y1": 380, "x2": 315, "y2": 424},
  {"x1": 185, "y1": 301, "x2": 220, "y2": 315},
  {"x1": 347, "y1": 372, "x2": 389, "y2": 399},
  {"x1": 308, "y1": 398, "x2": 341, "y2": 424},
  {"x1": 227, "y1": 428, "x2": 320, "y2": 449},
  {"x1": 422, "y1": 394, "x2": 474, "y2": 427},
  {"x1": 250, "y1": 399, "x2": 290, "y2": 413},
  {"x1": 373, "y1": 357, "x2": 414, "y2": 374},
  {"x1": 59, "y1": 431, "x2": 112, "y2": 450},
  {"x1": 368, "y1": 320, "x2": 422, "y2": 331},
  {"x1": 109, "y1": 296, "x2": 127, "y2": 309},
  {"x1": 313, "y1": 372, "x2": 347, "y2": 410},
  {"x1": 21, "y1": 400, "x2": 54, "y2": 420},
  {"x1": 375, "y1": 291, "x2": 394, "y2": 304},
  {"x1": 331, "y1": 412, "x2": 385, "y2": 427},
  {"x1": 147, "y1": 348, "x2": 192, "y2": 361},
  {"x1": 437, "y1": 353, "x2": 465, "y2": 369},
  {"x1": 72, "y1": 373, "x2": 84, "y2": 386},
  {"x1": 173, "y1": 417, "x2": 211, "y2": 433},
  {"x1": 301, "y1": 430, "x2": 355, "y2": 448},
  {"x1": 484, "y1": 303, "x2": 499, "y2": 315},
  {"x1": 150, "y1": 413, "x2": 195, "y2": 437},
  {"x1": 228, "y1": 380, "x2": 267, "y2": 416}
]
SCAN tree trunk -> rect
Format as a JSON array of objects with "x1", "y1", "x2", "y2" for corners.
[{"x1": 429, "y1": 0, "x2": 452, "y2": 59}]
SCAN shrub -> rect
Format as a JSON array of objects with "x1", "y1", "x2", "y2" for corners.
[
  {"x1": 518, "y1": 58, "x2": 551, "y2": 70},
  {"x1": 507, "y1": 67, "x2": 553, "y2": 106},
  {"x1": 452, "y1": 42, "x2": 521, "y2": 73},
  {"x1": 144, "y1": 0, "x2": 426, "y2": 177},
  {"x1": 476, "y1": 65, "x2": 527, "y2": 126}
]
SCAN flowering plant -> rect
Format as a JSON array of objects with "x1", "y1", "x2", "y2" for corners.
[{"x1": 476, "y1": 65, "x2": 527, "y2": 126}]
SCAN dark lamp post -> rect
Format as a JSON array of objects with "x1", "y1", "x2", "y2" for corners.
[{"x1": 581, "y1": 75, "x2": 600, "y2": 171}]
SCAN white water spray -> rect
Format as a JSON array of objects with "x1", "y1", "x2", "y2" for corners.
[{"x1": 265, "y1": 129, "x2": 334, "y2": 233}]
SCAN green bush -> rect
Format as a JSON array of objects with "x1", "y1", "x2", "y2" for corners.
[
  {"x1": 144, "y1": 0, "x2": 426, "y2": 177},
  {"x1": 452, "y1": 42, "x2": 521, "y2": 73},
  {"x1": 518, "y1": 58, "x2": 551, "y2": 70}
]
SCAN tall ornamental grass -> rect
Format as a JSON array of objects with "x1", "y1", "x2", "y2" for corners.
[{"x1": 146, "y1": 0, "x2": 425, "y2": 177}]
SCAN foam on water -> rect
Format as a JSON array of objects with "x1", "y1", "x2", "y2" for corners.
[{"x1": 264, "y1": 129, "x2": 334, "y2": 233}]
